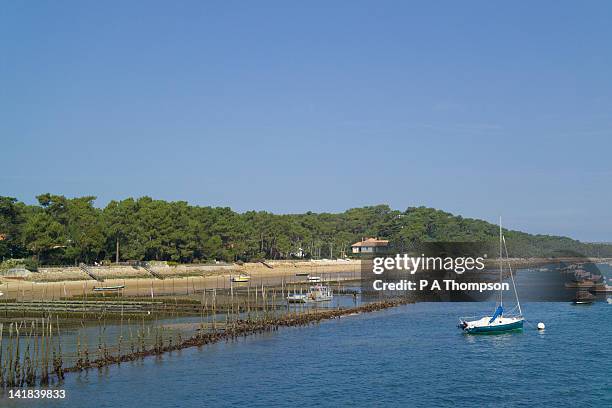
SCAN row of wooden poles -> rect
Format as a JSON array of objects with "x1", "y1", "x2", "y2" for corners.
[
  {"x1": 0, "y1": 318, "x2": 63, "y2": 388},
  {"x1": 0, "y1": 283, "x2": 328, "y2": 389},
  {"x1": 63, "y1": 298, "x2": 412, "y2": 375},
  {"x1": 0, "y1": 281, "x2": 409, "y2": 389}
]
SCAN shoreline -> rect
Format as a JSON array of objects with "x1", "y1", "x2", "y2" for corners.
[
  {"x1": 0, "y1": 257, "x2": 605, "y2": 301},
  {"x1": 2, "y1": 257, "x2": 607, "y2": 283},
  {"x1": 2, "y1": 259, "x2": 361, "y2": 282}
]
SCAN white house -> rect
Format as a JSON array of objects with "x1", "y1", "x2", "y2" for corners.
[{"x1": 351, "y1": 237, "x2": 389, "y2": 254}]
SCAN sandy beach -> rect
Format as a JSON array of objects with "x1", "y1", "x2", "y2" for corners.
[{"x1": 0, "y1": 260, "x2": 361, "y2": 301}]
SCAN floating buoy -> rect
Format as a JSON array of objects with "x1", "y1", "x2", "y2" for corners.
[{"x1": 537, "y1": 322, "x2": 545, "y2": 330}]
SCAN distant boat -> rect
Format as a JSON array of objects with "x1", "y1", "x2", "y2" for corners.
[
  {"x1": 307, "y1": 285, "x2": 333, "y2": 302},
  {"x1": 572, "y1": 290, "x2": 595, "y2": 305},
  {"x1": 308, "y1": 276, "x2": 322, "y2": 283},
  {"x1": 607, "y1": 297, "x2": 612, "y2": 304},
  {"x1": 231, "y1": 274, "x2": 251, "y2": 283},
  {"x1": 287, "y1": 285, "x2": 333, "y2": 303},
  {"x1": 458, "y1": 218, "x2": 524, "y2": 334},
  {"x1": 93, "y1": 285, "x2": 125, "y2": 292}
]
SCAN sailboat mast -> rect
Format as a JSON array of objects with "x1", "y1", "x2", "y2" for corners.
[{"x1": 499, "y1": 217, "x2": 503, "y2": 306}]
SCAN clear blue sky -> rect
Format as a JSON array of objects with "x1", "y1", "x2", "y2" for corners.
[{"x1": 1, "y1": 1, "x2": 611, "y2": 241}]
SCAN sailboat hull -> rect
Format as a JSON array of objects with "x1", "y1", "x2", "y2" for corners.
[{"x1": 464, "y1": 319, "x2": 523, "y2": 334}]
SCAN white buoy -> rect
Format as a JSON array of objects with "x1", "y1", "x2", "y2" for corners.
[{"x1": 537, "y1": 322, "x2": 545, "y2": 330}]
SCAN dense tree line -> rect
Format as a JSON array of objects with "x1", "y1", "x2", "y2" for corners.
[{"x1": 0, "y1": 194, "x2": 610, "y2": 266}]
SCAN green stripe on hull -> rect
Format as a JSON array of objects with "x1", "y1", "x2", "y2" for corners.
[{"x1": 465, "y1": 320, "x2": 523, "y2": 334}]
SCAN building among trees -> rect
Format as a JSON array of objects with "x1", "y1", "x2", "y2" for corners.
[{"x1": 351, "y1": 237, "x2": 389, "y2": 254}]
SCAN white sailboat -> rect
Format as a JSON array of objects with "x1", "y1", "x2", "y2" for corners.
[{"x1": 458, "y1": 218, "x2": 524, "y2": 334}]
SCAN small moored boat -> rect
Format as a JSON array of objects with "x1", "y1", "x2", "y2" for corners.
[
  {"x1": 458, "y1": 219, "x2": 524, "y2": 334},
  {"x1": 307, "y1": 285, "x2": 333, "y2": 302},
  {"x1": 287, "y1": 285, "x2": 333, "y2": 303},
  {"x1": 231, "y1": 274, "x2": 251, "y2": 283},
  {"x1": 572, "y1": 290, "x2": 595, "y2": 305},
  {"x1": 459, "y1": 306, "x2": 524, "y2": 334},
  {"x1": 308, "y1": 276, "x2": 322, "y2": 283}
]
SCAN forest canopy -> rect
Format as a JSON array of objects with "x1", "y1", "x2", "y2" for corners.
[{"x1": 1, "y1": 194, "x2": 610, "y2": 266}]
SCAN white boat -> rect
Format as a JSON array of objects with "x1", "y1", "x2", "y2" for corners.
[
  {"x1": 308, "y1": 276, "x2": 322, "y2": 283},
  {"x1": 458, "y1": 313, "x2": 524, "y2": 333},
  {"x1": 458, "y1": 218, "x2": 524, "y2": 334},
  {"x1": 287, "y1": 285, "x2": 333, "y2": 303},
  {"x1": 607, "y1": 297, "x2": 612, "y2": 304},
  {"x1": 308, "y1": 285, "x2": 333, "y2": 302}
]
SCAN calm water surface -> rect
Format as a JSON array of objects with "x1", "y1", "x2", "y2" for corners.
[{"x1": 4, "y1": 301, "x2": 610, "y2": 407}]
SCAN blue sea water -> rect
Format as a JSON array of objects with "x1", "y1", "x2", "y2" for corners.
[{"x1": 6, "y1": 301, "x2": 610, "y2": 408}]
